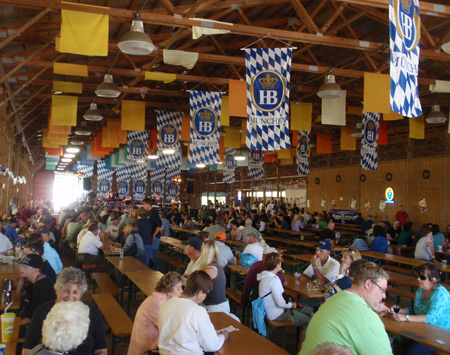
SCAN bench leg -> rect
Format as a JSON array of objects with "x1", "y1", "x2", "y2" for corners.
[{"x1": 112, "y1": 334, "x2": 115, "y2": 355}]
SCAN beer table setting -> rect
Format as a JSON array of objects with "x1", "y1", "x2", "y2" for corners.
[{"x1": 209, "y1": 312, "x2": 290, "y2": 355}]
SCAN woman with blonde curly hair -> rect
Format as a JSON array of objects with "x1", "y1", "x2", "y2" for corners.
[{"x1": 127, "y1": 272, "x2": 183, "y2": 355}]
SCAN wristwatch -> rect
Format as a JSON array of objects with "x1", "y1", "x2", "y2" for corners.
[
  {"x1": 405, "y1": 315, "x2": 410, "y2": 322},
  {"x1": 312, "y1": 267, "x2": 318, "y2": 270}
]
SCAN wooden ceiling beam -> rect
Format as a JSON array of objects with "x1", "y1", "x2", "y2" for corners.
[
  {"x1": 320, "y1": 2, "x2": 347, "y2": 33},
  {"x1": 289, "y1": 0, "x2": 320, "y2": 34}
]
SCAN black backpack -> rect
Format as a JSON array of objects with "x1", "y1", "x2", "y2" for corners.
[{"x1": 244, "y1": 280, "x2": 260, "y2": 307}]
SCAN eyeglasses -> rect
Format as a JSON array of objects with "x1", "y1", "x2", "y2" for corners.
[
  {"x1": 418, "y1": 274, "x2": 433, "y2": 281},
  {"x1": 371, "y1": 280, "x2": 386, "y2": 294}
]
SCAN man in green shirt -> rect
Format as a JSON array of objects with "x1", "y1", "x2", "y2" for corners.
[{"x1": 300, "y1": 262, "x2": 392, "y2": 355}]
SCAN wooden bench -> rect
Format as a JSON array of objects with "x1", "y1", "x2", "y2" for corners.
[
  {"x1": 382, "y1": 264, "x2": 412, "y2": 275},
  {"x1": 92, "y1": 293, "x2": 134, "y2": 355},
  {"x1": 386, "y1": 285, "x2": 415, "y2": 305},
  {"x1": 158, "y1": 252, "x2": 187, "y2": 271},
  {"x1": 266, "y1": 318, "x2": 299, "y2": 350},
  {"x1": 92, "y1": 272, "x2": 120, "y2": 296}
]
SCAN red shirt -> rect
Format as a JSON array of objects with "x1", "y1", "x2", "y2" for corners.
[{"x1": 395, "y1": 211, "x2": 409, "y2": 225}]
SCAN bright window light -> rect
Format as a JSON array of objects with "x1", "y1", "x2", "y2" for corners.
[{"x1": 53, "y1": 174, "x2": 84, "y2": 212}]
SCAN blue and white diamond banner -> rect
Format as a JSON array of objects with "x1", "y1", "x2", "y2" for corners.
[
  {"x1": 166, "y1": 167, "x2": 181, "y2": 201},
  {"x1": 97, "y1": 160, "x2": 114, "y2": 199},
  {"x1": 297, "y1": 131, "x2": 310, "y2": 176},
  {"x1": 389, "y1": 0, "x2": 422, "y2": 118},
  {"x1": 76, "y1": 163, "x2": 94, "y2": 177},
  {"x1": 157, "y1": 111, "x2": 182, "y2": 169},
  {"x1": 361, "y1": 112, "x2": 380, "y2": 170},
  {"x1": 116, "y1": 166, "x2": 130, "y2": 197},
  {"x1": 248, "y1": 150, "x2": 264, "y2": 180},
  {"x1": 128, "y1": 163, "x2": 147, "y2": 201},
  {"x1": 150, "y1": 168, "x2": 165, "y2": 197},
  {"x1": 127, "y1": 131, "x2": 148, "y2": 164},
  {"x1": 245, "y1": 48, "x2": 292, "y2": 151},
  {"x1": 188, "y1": 91, "x2": 221, "y2": 165},
  {"x1": 223, "y1": 148, "x2": 236, "y2": 184}
]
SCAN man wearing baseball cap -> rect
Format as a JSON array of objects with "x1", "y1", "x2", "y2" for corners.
[
  {"x1": 16, "y1": 254, "x2": 56, "y2": 326},
  {"x1": 214, "y1": 231, "x2": 235, "y2": 268},
  {"x1": 300, "y1": 240, "x2": 340, "y2": 287},
  {"x1": 182, "y1": 237, "x2": 203, "y2": 278},
  {"x1": 38, "y1": 226, "x2": 63, "y2": 275}
]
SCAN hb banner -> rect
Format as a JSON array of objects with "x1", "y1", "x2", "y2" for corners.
[
  {"x1": 188, "y1": 91, "x2": 222, "y2": 165},
  {"x1": 157, "y1": 111, "x2": 182, "y2": 169},
  {"x1": 223, "y1": 148, "x2": 236, "y2": 184},
  {"x1": 127, "y1": 130, "x2": 148, "y2": 163},
  {"x1": 116, "y1": 166, "x2": 130, "y2": 197},
  {"x1": 389, "y1": 0, "x2": 421, "y2": 117},
  {"x1": 150, "y1": 168, "x2": 165, "y2": 198},
  {"x1": 97, "y1": 160, "x2": 114, "y2": 199},
  {"x1": 248, "y1": 150, "x2": 264, "y2": 180},
  {"x1": 166, "y1": 167, "x2": 181, "y2": 201},
  {"x1": 76, "y1": 163, "x2": 94, "y2": 177},
  {"x1": 245, "y1": 48, "x2": 292, "y2": 151},
  {"x1": 297, "y1": 131, "x2": 310, "y2": 176},
  {"x1": 128, "y1": 163, "x2": 147, "y2": 201},
  {"x1": 361, "y1": 112, "x2": 380, "y2": 170}
]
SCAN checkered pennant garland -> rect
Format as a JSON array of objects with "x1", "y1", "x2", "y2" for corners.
[
  {"x1": 128, "y1": 163, "x2": 147, "y2": 201},
  {"x1": 297, "y1": 131, "x2": 310, "y2": 176},
  {"x1": 389, "y1": 0, "x2": 422, "y2": 118},
  {"x1": 116, "y1": 166, "x2": 130, "y2": 197},
  {"x1": 360, "y1": 112, "x2": 380, "y2": 170},
  {"x1": 97, "y1": 160, "x2": 114, "y2": 198},
  {"x1": 223, "y1": 148, "x2": 236, "y2": 184},
  {"x1": 127, "y1": 130, "x2": 148, "y2": 163},
  {"x1": 188, "y1": 91, "x2": 221, "y2": 165},
  {"x1": 248, "y1": 150, "x2": 264, "y2": 180},
  {"x1": 166, "y1": 167, "x2": 181, "y2": 201},
  {"x1": 76, "y1": 163, "x2": 94, "y2": 177},
  {"x1": 245, "y1": 48, "x2": 292, "y2": 151},
  {"x1": 156, "y1": 111, "x2": 182, "y2": 169},
  {"x1": 150, "y1": 168, "x2": 165, "y2": 198}
]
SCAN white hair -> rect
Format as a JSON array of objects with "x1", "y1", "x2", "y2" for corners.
[
  {"x1": 311, "y1": 342, "x2": 352, "y2": 355},
  {"x1": 42, "y1": 301, "x2": 90, "y2": 352}
]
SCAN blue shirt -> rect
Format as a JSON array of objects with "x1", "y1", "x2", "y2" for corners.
[
  {"x1": 43, "y1": 242, "x2": 63, "y2": 274},
  {"x1": 4, "y1": 225, "x2": 19, "y2": 242},
  {"x1": 161, "y1": 218, "x2": 171, "y2": 237},
  {"x1": 407, "y1": 285, "x2": 450, "y2": 330},
  {"x1": 371, "y1": 236, "x2": 388, "y2": 253},
  {"x1": 432, "y1": 232, "x2": 444, "y2": 251}
]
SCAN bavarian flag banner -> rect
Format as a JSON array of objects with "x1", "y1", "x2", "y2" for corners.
[
  {"x1": 248, "y1": 150, "x2": 264, "y2": 180},
  {"x1": 157, "y1": 111, "x2": 182, "y2": 168},
  {"x1": 166, "y1": 167, "x2": 181, "y2": 201},
  {"x1": 116, "y1": 166, "x2": 130, "y2": 198},
  {"x1": 127, "y1": 130, "x2": 148, "y2": 163},
  {"x1": 360, "y1": 112, "x2": 381, "y2": 170},
  {"x1": 389, "y1": 0, "x2": 422, "y2": 117},
  {"x1": 128, "y1": 163, "x2": 147, "y2": 201},
  {"x1": 223, "y1": 148, "x2": 236, "y2": 184},
  {"x1": 150, "y1": 168, "x2": 165, "y2": 198},
  {"x1": 245, "y1": 48, "x2": 292, "y2": 151},
  {"x1": 188, "y1": 91, "x2": 222, "y2": 165},
  {"x1": 297, "y1": 131, "x2": 310, "y2": 176},
  {"x1": 97, "y1": 160, "x2": 114, "y2": 199}
]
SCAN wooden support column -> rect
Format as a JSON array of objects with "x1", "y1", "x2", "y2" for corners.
[{"x1": 240, "y1": 169, "x2": 244, "y2": 208}]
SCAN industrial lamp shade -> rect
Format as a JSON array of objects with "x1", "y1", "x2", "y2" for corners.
[
  {"x1": 234, "y1": 151, "x2": 246, "y2": 161},
  {"x1": 95, "y1": 74, "x2": 121, "y2": 98},
  {"x1": 147, "y1": 149, "x2": 159, "y2": 160},
  {"x1": 442, "y1": 41, "x2": 450, "y2": 54},
  {"x1": 351, "y1": 122, "x2": 363, "y2": 138},
  {"x1": 118, "y1": 20, "x2": 156, "y2": 56},
  {"x1": 425, "y1": 104, "x2": 447, "y2": 124},
  {"x1": 70, "y1": 138, "x2": 85, "y2": 145},
  {"x1": 317, "y1": 75, "x2": 343, "y2": 99},
  {"x1": 83, "y1": 100, "x2": 103, "y2": 121},
  {"x1": 74, "y1": 122, "x2": 91, "y2": 136}
]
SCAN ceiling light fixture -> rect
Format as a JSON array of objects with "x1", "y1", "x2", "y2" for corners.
[
  {"x1": 317, "y1": 74, "x2": 342, "y2": 99},
  {"x1": 442, "y1": 41, "x2": 450, "y2": 54},
  {"x1": 162, "y1": 148, "x2": 175, "y2": 155},
  {"x1": 95, "y1": 71, "x2": 121, "y2": 98},
  {"x1": 425, "y1": 104, "x2": 447, "y2": 124},
  {"x1": 234, "y1": 151, "x2": 246, "y2": 161},
  {"x1": 74, "y1": 121, "x2": 91, "y2": 136},
  {"x1": 351, "y1": 122, "x2": 363, "y2": 138},
  {"x1": 118, "y1": 13, "x2": 156, "y2": 55},
  {"x1": 196, "y1": 163, "x2": 206, "y2": 168},
  {"x1": 61, "y1": 158, "x2": 72, "y2": 163},
  {"x1": 63, "y1": 153, "x2": 76, "y2": 158},
  {"x1": 147, "y1": 149, "x2": 159, "y2": 160},
  {"x1": 70, "y1": 138, "x2": 84, "y2": 145},
  {"x1": 83, "y1": 99, "x2": 103, "y2": 121},
  {"x1": 66, "y1": 147, "x2": 80, "y2": 153}
]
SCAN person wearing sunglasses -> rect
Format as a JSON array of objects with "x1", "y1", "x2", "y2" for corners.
[{"x1": 392, "y1": 263, "x2": 450, "y2": 354}]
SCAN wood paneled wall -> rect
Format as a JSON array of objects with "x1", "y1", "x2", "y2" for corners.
[
  {"x1": 32, "y1": 171, "x2": 55, "y2": 202},
  {"x1": 307, "y1": 156, "x2": 449, "y2": 231}
]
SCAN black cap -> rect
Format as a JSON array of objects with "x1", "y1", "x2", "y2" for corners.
[
  {"x1": 182, "y1": 237, "x2": 203, "y2": 251},
  {"x1": 15, "y1": 254, "x2": 43, "y2": 269},
  {"x1": 37, "y1": 226, "x2": 50, "y2": 235}
]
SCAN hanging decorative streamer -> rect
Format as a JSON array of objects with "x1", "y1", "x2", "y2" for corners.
[
  {"x1": 248, "y1": 150, "x2": 264, "y2": 180},
  {"x1": 127, "y1": 131, "x2": 148, "y2": 164},
  {"x1": 150, "y1": 169, "x2": 165, "y2": 198},
  {"x1": 360, "y1": 112, "x2": 380, "y2": 170},
  {"x1": 116, "y1": 166, "x2": 130, "y2": 197},
  {"x1": 76, "y1": 163, "x2": 94, "y2": 177},
  {"x1": 245, "y1": 48, "x2": 292, "y2": 151},
  {"x1": 156, "y1": 111, "x2": 182, "y2": 168},
  {"x1": 97, "y1": 160, "x2": 114, "y2": 199},
  {"x1": 389, "y1": 0, "x2": 422, "y2": 117},
  {"x1": 223, "y1": 148, "x2": 236, "y2": 184},
  {"x1": 188, "y1": 91, "x2": 222, "y2": 165},
  {"x1": 297, "y1": 131, "x2": 310, "y2": 176}
]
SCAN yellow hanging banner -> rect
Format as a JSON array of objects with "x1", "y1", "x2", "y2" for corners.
[
  {"x1": 409, "y1": 116, "x2": 424, "y2": 139},
  {"x1": 145, "y1": 72, "x2": 176, "y2": 84},
  {"x1": 221, "y1": 96, "x2": 230, "y2": 127},
  {"x1": 121, "y1": 100, "x2": 146, "y2": 131},
  {"x1": 51, "y1": 95, "x2": 78, "y2": 126},
  {"x1": 290, "y1": 102, "x2": 312, "y2": 131},
  {"x1": 363, "y1": 72, "x2": 390, "y2": 114},
  {"x1": 53, "y1": 63, "x2": 88, "y2": 77},
  {"x1": 340, "y1": 127, "x2": 356, "y2": 151},
  {"x1": 223, "y1": 127, "x2": 241, "y2": 148},
  {"x1": 53, "y1": 80, "x2": 83, "y2": 94}
]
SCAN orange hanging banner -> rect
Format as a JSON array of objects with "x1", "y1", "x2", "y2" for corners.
[
  {"x1": 316, "y1": 132, "x2": 332, "y2": 154},
  {"x1": 228, "y1": 79, "x2": 247, "y2": 117}
]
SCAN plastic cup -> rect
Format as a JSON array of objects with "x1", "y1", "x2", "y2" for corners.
[
  {"x1": 1, "y1": 312, "x2": 16, "y2": 343},
  {"x1": 0, "y1": 344, "x2": 6, "y2": 354},
  {"x1": 294, "y1": 272, "x2": 300, "y2": 284},
  {"x1": 442, "y1": 260, "x2": 447, "y2": 267},
  {"x1": 437, "y1": 245, "x2": 443, "y2": 252}
]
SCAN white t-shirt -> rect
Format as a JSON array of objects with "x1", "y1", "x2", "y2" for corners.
[
  {"x1": 243, "y1": 243, "x2": 263, "y2": 261},
  {"x1": 303, "y1": 256, "x2": 340, "y2": 285},
  {"x1": 157, "y1": 297, "x2": 225, "y2": 355},
  {"x1": 106, "y1": 225, "x2": 119, "y2": 240},
  {"x1": 76, "y1": 229, "x2": 88, "y2": 246},
  {"x1": 78, "y1": 231, "x2": 103, "y2": 256},
  {"x1": 184, "y1": 257, "x2": 202, "y2": 276},
  {"x1": 0, "y1": 233, "x2": 13, "y2": 253}
]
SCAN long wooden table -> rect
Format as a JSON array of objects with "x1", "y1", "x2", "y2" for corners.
[
  {"x1": 160, "y1": 236, "x2": 185, "y2": 250},
  {"x1": 265, "y1": 227, "x2": 317, "y2": 238},
  {"x1": 209, "y1": 312, "x2": 290, "y2": 355},
  {"x1": 171, "y1": 226, "x2": 200, "y2": 236},
  {"x1": 124, "y1": 270, "x2": 163, "y2": 314},
  {"x1": 382, "y1": 314, "x2": 450, "y2": 354}
]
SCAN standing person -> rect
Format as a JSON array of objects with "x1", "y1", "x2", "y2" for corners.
[
  {"x1": 395, "y1": 205, "x2": 409, "y2": 225},
  {"x1": 136, "y1": 207, "x2": 154, "y2": 268},
  {"x1": 122, "y1": 223, "x2": 145, "y2": 264},
  {"x1": 157, "y1": 270, "x2": 228, "y2": 354},
  {"x1": 300, "y1": 263, "x2": 392, "y2": 355},
  {"x1": 142, "y1": 198, "x2": 162, "y2": 270}
]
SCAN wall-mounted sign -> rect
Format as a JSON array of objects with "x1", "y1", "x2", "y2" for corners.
[{"x1": 385, "y1": 187, "x2": 395, "y2": 204}]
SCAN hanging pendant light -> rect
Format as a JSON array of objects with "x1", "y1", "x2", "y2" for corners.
[
  {"x1": 147, "y1": 149, "x2": 159, "y2": 160},
  {"x1": 162, "y1": 148, "x2": 175, "y2": 155},
  {"x1": 234, "y1": 150, "x2": 246, "y2": 161},
  {"x1": 83, "y1": 100, "x2": 103, "y2": 121},
  {"x1": 70, "y1": 138, "x2": 85, "y2": 145},
  {"x1": 351, "y1": 122, "x2": 363, "y2": 138},
  {"x1": 95, "y1": 71, "x2": 121, "y2": 98},
  {"x1": 74, "y1": 121, "x2": 92, "y2": 136},
  {"x1": 118, "y1": 13, "x2": 156, "y2": 56},
  {"x1": 317, "y1": 75, "x2": 342, "y2": 99},
  {"x1": 196, "y1": 163, "x2": 206, "y2": 168},
  {"x1": 425, "y1": 104, "x2": 447, "y2": 124},
  {"x1": 442, "y1": 41, "x2": 450, "y2": 54}
]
